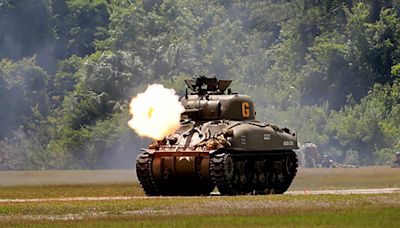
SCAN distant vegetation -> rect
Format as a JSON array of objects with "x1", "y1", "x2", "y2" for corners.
[{"x1": 0, "y1": 0, "x2": 399, "y2": 169}]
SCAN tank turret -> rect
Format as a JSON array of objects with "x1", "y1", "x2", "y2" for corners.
[{"x1": 181, "y1": 76, "x2": 255, "y2": 121}]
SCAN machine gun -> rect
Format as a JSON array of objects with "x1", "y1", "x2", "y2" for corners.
[{"x1": 184, "y1": 76, "x2": 232, "y2": 96}]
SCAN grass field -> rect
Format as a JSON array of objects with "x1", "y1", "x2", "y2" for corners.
[
  {"x1": 1, "y1": 194, "x2": 399, "y2": 227},
  {"x1": 291, "y1": 166, "x2": 400, "y2": 190},
  {"x1": 1, "y1": 166, "x2": 400, "y2": 227},
  {"x1": 1, "y1": 166, "x2": 399, "y2": 199}
]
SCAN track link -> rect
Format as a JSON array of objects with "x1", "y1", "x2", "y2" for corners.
[
  {"x1": 273, "y1": 152, "x2": 298, "y2": 194},
  {"x1": 136, "y1": 152, "x2": 160, "y2": 196},
  {"x1": 210, "y1": 153, "x2": 236, "y2": 195}
]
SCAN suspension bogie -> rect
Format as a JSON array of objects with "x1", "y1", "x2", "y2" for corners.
[{"x1": 209, "y1": 151, "x2": 298, "y2": 195}]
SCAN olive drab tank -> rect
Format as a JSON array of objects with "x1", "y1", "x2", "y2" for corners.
[{"x1": 136, "y1": 76, "x2": 298, "y2": 195}]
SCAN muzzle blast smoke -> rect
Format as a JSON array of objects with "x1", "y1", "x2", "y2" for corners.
[{"x1": 128, "y1": 84, "x2": 184, "y2": 140}]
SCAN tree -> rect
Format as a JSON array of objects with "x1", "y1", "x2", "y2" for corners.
[
  {"x1": 0, "y1": 0, "x2": 53, "y2": 68},
  {"x1": 0, "y1": 58, "x2": 50, "y2": 139},
  {"x1": 49, "y1": 0, "x2": 110, "y2": 59}
]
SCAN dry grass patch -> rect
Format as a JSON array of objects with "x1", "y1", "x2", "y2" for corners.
[
  {"x1": 290, "y1": 166, "x2": 400, "y2": 190},
  {"x1": 0, "y1": 183, "x2": 144, "y2": 199},
  {"x1": 0, "y1": 170, "x2": 136, "y2": 186}
]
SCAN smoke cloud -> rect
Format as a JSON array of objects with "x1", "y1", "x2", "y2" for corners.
[{"x1": 128, "y1": 84, "x2": 184, "y2": 140}]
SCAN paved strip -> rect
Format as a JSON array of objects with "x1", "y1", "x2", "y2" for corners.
[{"x1": 1, "y1": 188, "x2": 399, "y2": 203}]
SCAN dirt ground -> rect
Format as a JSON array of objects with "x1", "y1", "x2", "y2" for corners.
[{"x1": 0, "y1": 170, "x2": 137, "y2": 186}]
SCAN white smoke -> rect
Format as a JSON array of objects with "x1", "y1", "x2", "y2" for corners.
[{"x1": 127, "y1": 84, "x2": 185, "y2": 140}]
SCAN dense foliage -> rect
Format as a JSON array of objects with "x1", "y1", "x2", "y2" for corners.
[{"x1": 0, "y1": 0, "x2": 399, "y2": 169}]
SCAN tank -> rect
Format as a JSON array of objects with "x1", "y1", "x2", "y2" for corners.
[{"x1": 136, "y1": 76, "x2": 298, "y2": 196}]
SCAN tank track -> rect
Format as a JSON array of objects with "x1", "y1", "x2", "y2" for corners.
[
  {"x1": 271, "y1": 152, "x2": 298, "y2": 194},
  {"x1": 136, "y1": 152, "x2": 160, "y2": 196},
  {"x1": 209, "y1": 153, "x2": 236, "y2": 195},
  {"x1": 210, "y1": 151, "x2": 298, "y2": 195},
  {"x1": 137, "y1": 150, "x2": 297, "y2": 196}
]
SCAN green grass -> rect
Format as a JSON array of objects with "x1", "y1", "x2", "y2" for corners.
[
  {"x1": 4, "y1": 210, "x2": 400, "y2": 228},
  {"x1": 1, "y1": 167, "x2": 400, "y2": 227},
  {"x1": 1, "y1": 194, "x2": 399, "y2": 227},
  {"x1": 46, "y1": 209, "x2": 400, "y2": 228}
]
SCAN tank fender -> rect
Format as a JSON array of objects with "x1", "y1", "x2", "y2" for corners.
[
  {"x1": 209, "y1": 149, "x2": 219, "y2": 155},
  {"x1": 228, "y1": 122, "x2": 298, "y2": 151},
  {"x1": 140, "y1": 148, "x2": 154, "y2": 155}
]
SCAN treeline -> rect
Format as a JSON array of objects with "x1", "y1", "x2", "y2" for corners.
[{"x1": 0, "y1": 0, "x2": 399, "y2": 169}]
